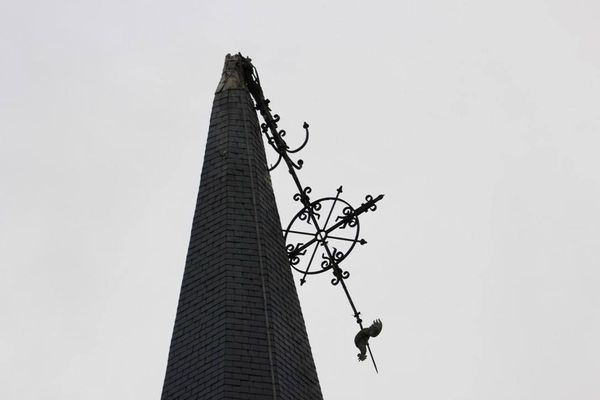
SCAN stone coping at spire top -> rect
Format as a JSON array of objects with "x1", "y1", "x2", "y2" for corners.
[{"x1": 215, "y1": 53, "x2": 252, "y2": 93}]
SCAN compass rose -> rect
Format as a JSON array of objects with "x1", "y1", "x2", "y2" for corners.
[{"x1": 284, "y1": 186, "x2": 379, "y2": 285}]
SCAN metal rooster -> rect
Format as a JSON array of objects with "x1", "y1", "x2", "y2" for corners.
[{"x1": 354, "y1": 319, "x2": 383, "y2": 363}]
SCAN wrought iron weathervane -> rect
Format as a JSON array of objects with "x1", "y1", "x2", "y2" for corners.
[{"x1": 239, "y1": 54, "x2": 384, "y2": 373}]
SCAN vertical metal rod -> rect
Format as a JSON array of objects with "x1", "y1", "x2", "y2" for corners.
[
  {"x1": 335, "y1": 265, "x2": 378, "y2": 373},
  {"x1": 367, "y1": 344, "x2": 379, "y2": 373},
  {"x1": 336, "y1": 267, "x2": 362, "y2": 325}
]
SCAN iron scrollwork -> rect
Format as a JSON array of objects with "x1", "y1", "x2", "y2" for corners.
[{"x1": 239, "y1": 53, "x2": 385, "y2": 373}]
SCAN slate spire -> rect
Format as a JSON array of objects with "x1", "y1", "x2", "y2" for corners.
[{"x1": 161, "y1": 54, "x2": 324, "y2": 400}]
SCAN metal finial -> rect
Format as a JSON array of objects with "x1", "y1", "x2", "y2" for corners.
[{"x1": 240, "y1": 55, "x2": 385, "y2": 372}]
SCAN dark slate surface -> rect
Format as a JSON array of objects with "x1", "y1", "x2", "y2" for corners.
[{"x1": 161, "y1": 88, "x2": 323, "y2": 400}]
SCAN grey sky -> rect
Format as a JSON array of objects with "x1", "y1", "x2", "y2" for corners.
[{"x1": 1, "y1": 1, "x2": 599, "y2": 399}]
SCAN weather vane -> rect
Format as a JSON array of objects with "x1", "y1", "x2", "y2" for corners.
[{"x1": 239, "y1": 54, "x2": 384, "y2": 373}]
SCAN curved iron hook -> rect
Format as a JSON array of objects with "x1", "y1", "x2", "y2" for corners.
[
  {"x1": 287, "y1": 122, "x2": 311, "y2": 154},
  {"x1": 268, "y1": 154, "x2": 283, "y2": 171}
]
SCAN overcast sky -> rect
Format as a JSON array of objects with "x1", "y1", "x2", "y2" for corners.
[{"x1": 1, "y1": 1, "x2": 599, "y2": 399}]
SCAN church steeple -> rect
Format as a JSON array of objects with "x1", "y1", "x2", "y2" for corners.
[{"x1": 160, "y1": 54, "x2": 323, "y2": 400}]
